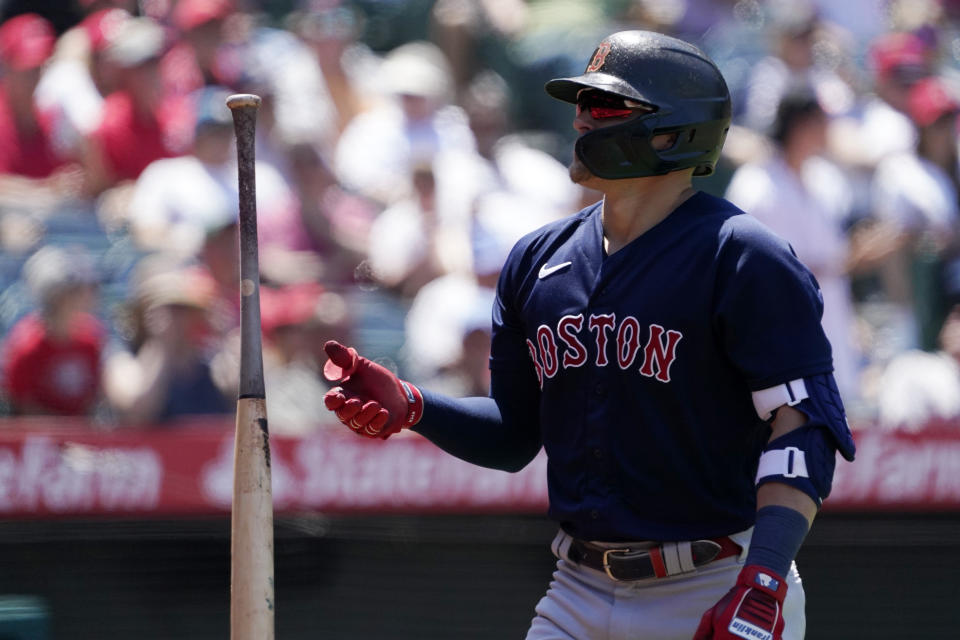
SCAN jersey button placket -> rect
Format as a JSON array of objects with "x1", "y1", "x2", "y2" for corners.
[{"x1": 584, "y1": 365, "x2": 614, "y2": 517}]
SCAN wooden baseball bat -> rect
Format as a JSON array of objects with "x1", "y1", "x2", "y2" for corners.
[{"x1": 226, "y1": 93, "x2": 274, "y2": 640}]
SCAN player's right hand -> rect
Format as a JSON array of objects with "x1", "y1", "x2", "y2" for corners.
[
  {"x1": 322, "y1": 341, "x2": 423, "y2": 439},
  {"x1": 692, "y1": 564, "x2": 787, "y2": 640}
]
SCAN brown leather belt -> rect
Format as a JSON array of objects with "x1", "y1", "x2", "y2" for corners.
[{"x1": 567, "y1": 536, "x2": 742, "y2": 581}]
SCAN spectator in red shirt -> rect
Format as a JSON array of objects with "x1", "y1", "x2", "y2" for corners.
[
  {"x1": 1, "y1": 246, "x2": 104, "y2": 416},
  {"x1": 0, "y1": 13, "x2": 73, "y2": 179},
  {"x1": 35, "y1": 8, "x2": 132, "y2": 160},
  {"x1": 84, "y1": 16, "x2": 192, "y2": 192}
]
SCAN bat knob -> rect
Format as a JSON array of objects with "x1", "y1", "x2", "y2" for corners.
[{"x1": 226, "y1": 93, "x2": 262, "y2": 111}]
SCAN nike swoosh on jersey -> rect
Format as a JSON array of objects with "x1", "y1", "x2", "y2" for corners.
[{"x1": 538, "y1": 261, "x2": 572, "y2": 279}]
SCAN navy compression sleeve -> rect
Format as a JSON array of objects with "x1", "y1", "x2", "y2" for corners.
[
  {"x1": 411, "y1": 367, "x2": 542, "y2": 472},
  {"x1": 744, "y1": 505, "x2": 809, "y2": 576}
]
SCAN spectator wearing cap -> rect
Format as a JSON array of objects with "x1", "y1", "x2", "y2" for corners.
[
  {"x1": 1, "y1": 245, "x2": 104, "y2": 416},
  {"x1": 258, "y1": 283, "x2": 351, "y2": 434},
  {"x1": 83, "y1": 16, "x2": 193, "y2": 192},
  {"x1": 103, "y1": 262, "x2": 232, "y2": 425},
  {"x1": 874, "y1": 76, "x2": 960, "y2": 235},
  {"x1": 126, "y1": 85, "x2": 308, "y2": 283},
  {"x1": 333, "y1": 40, "x2": 476, "y2": 206},
  {"x1": 126, "y1": 85, "x2": 242, "y2": 255},
  {"x1": 0, "y1": 13, "x2": 74, "y2": 180},
  {"x1": 831, "y1": 31, "x2": 934, "y2": 171},
  {"x1": 35, "y1": 8, "x2": 131, "y2": 158},
  {"x1": 869, "y1": 75, "x2": 960, "y2": 351},
  {"x1": 161, "y1": 0, "x2": 238, "y2": 97},
  {"x1": 741, "y1": 0, "x2": 854, "y2": 133},
  {"x1": 726, "y1": 85, "x2": 863, "y2": 402}
]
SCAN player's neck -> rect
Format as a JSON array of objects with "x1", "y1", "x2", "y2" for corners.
[{"x1": 600, "y1": 173, "x2": 695, "y2": 255}]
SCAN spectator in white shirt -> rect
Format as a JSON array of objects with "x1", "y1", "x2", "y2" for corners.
[
  {"x1": 870, "y1": 75, "x2": 960, "y2": 350},
  {"x1": 333, "y1": 40, "x2": 475, "y2": 206},
  {"x1": 726, "y1": 86, "x2": 862, "y2": 401}
]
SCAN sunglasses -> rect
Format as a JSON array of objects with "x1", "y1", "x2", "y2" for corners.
[{"x1": 576, "y1": 90, "x2": 651, "y2": 119}]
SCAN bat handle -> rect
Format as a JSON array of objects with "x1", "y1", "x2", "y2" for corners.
[{"x1": 227, "y1": 93, "x2": 265, "y2": 400}]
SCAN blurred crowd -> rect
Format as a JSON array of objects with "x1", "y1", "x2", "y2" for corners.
[{"x1": 2, "y1": 0, "x2": 960, "y2": 434}]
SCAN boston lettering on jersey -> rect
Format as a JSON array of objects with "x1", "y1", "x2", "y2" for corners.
[
  {"x1": 491, "y1": 193, "x2": 836, "y2": 541},
  {"x1": 525, "y1": 314, "x2": 682, "y2": 387}
]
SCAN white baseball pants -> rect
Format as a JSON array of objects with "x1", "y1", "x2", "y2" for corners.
[{"x1": 525, "y1": 528, "x2": 806, "y2": 640}]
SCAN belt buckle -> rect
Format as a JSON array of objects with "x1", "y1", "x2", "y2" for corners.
[{"x1": 601, "y1": 548, "x2": 631, "y2": 581}]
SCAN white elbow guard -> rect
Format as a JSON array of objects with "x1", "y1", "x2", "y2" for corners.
[{"x1": 752, "y1": 373, "x2": 856, "y2": 504}]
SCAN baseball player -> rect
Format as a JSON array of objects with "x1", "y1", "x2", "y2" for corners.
[{"x1": 322, "y1": 30, "x2": 856, "y2": 640}]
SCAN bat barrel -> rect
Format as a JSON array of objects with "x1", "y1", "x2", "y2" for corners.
[{"x1": 232, "y1": 397, "x2": 273, "y2": 640}]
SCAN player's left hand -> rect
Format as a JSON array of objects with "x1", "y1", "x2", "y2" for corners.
[
  {"x1": 322, "y1": 340, "x2": 423, "y2": 439},
  {"x1": 693, "y1": 564, "x2": 787, "y2": 640}
]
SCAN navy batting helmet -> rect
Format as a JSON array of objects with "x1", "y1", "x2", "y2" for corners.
[{"x1": 545, "y1": 31, "x2": 732, "y2": 179}]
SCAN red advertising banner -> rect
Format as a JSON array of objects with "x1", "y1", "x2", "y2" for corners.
[
  {"x1": 0, "y1": 419, "x2": 549, "y2": 518},
  {"x1": 827, "y1": 426, "x2": 960, "y2": 510},
  {"x1": 0, "y1": 419, "x2": 957, "y2": 518}
]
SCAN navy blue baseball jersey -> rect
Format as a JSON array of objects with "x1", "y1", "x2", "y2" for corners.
[{"x1": 490, "y1": 191, "x2": 833, "y2": 542}]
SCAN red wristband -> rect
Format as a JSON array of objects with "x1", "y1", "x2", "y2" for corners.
[{"x1": 399, "y1": 380, "x2": 424, "y2": 427}]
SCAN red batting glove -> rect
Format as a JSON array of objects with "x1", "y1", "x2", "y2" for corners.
[
  {"x1": 322, "y1": 341, "x2": 424, "y2": 439},
  {"x1": 693, "y1": 565, "x2": 788, "y2": 640}
]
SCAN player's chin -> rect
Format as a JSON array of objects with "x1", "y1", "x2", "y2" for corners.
[{"x1": 568, "y1": 156, "x2": 593, "y2": 185}]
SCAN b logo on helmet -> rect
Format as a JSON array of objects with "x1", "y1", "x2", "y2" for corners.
[{"x1": 586, "y1": 41, "x2": 612, "y2": 72}]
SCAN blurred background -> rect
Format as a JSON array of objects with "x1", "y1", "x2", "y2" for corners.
[{"x1": 0, "y1": 0, "x2": 958, "y2": 637}]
